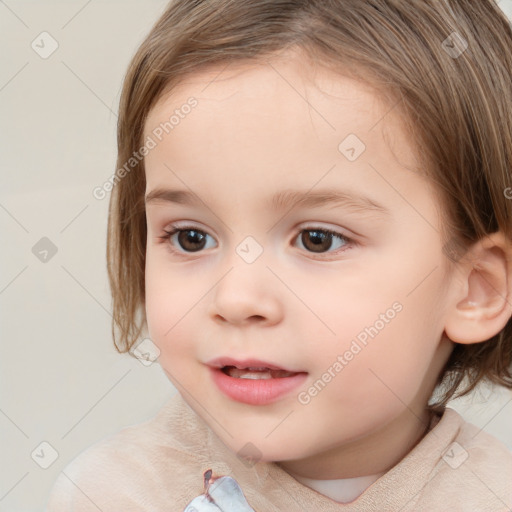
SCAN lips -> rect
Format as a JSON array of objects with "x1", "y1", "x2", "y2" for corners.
[{"x1": 207, "y1": 357, "x2": 309, "y2": 405}]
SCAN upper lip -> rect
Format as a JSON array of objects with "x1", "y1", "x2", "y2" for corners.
[{"x1": 206, "y1": 357, "x2": 306, "y2": 373}]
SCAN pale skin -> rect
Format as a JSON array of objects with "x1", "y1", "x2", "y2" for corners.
[{"x1": 142, "y1": 49, "x2": 512, "y2": 483}]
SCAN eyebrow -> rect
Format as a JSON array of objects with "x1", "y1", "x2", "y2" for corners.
[{"x1": 144, "y1": 187, "x2": 391, "y2": 217}]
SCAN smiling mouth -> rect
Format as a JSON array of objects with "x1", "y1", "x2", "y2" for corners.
[{"x1": 221, "y1": 366, "x2": 299, "y2": 379}]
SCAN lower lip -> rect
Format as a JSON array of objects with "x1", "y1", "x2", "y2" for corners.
[{"x1": 208, "y1": 367, "x2": 308, "y2": 405}]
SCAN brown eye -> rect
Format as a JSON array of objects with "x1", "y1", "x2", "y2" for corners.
[
  {"x1": 159, "y1": 225, "x2": 217, "y2": 256},
  {"x1": 175, "y1": 229, "x2": 208, "y2": 252},
  {"x1": 297, "y1": 228, "x2": 350, "y2": 254}
]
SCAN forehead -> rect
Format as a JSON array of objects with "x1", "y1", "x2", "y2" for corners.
[
  {"x1": 142, "y1": 54, "x2": 431, "y2": 213},
  {"x1": 144, "y1": 55, "x2": 406, "y2": 157}
]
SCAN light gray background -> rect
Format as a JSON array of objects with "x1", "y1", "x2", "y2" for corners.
[{"x1": 1, "y1": 1, "x2": 512, "y2": 511}]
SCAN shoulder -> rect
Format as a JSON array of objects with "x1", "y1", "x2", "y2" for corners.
[
  {"x1": 45, "y1": 393, "x2": 210, "y2": 511},
  {"x1": 442, "y1": 407, "x2": 512, "y2": 475},
  {"x1": 415, "y1": 407, "x2": 512, "y2": 511},
  {"x1": 453, "y1": 409, "x2": 512, "y2": 485}
]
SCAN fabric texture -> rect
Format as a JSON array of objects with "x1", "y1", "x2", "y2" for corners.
[{"x1": 46, "y1": 392, "x2": 512, "y2": 512}]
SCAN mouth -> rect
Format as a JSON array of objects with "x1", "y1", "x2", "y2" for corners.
[
  {"x1": 206, "y1": 357, "x2": 309, "y2": 405},
  {"x1": 207, "y1": 357, "x2": 307, "y2": 380},
  {"x1": 220, "y1": 366, "x2": 298, "y2": 379}
]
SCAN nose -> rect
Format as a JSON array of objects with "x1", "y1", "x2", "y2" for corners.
[{"x1": 209, "y1": 265, "x2": 284, "y2": 327}]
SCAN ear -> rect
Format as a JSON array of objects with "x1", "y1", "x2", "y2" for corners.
[{"x1": 444, "y1": 231, "x2": 512, "y2": 344}]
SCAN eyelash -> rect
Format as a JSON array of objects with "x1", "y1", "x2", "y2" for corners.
[{"x1": 157, "y1": 224, "x2": 356, "y2": 259}]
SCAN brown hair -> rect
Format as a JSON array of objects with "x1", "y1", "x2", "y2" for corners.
[{"x1": 107, "y1": 0, "x2": 512, "y2": 408}]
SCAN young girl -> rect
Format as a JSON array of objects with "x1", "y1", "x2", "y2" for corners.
[{"x1": 47, "y1": 0, "x2": 512, "y2": 510}]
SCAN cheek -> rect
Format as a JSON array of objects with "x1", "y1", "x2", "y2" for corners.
[
  {"x1": 298, "y1": 315, "x2": 440, "y2": 440},
  {"x1": 144, "y1": 256, "x2": 197, "y2": 356},
  {"x1": 304, "y1": 256, "x2": 447, "y2": 411}
]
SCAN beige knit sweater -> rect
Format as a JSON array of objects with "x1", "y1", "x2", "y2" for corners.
[{"x1": 46, "y1": 392, "x2": 512, "y2": 511}]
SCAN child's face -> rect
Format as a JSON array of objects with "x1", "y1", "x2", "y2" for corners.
[{"x1": 143, "y1": 53, "x2": 456, "y2": 478}]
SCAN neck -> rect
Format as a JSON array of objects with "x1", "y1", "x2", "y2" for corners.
[{"x1": 277, "y1": 406, "x2": 434, "y2": 480}]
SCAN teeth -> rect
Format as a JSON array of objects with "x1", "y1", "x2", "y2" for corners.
[
  {"x1": 223, "y1": 366, "x2": 296, "y2": 379},
  {"x1": 238, "y1": 370, "x2": 273, "y2": 380},
  {"x1": 225, "y1": 367, "x2": 273, "y2": 379}
]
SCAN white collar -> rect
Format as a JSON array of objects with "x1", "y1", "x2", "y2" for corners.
[{"x1": 290, "y1": 471, "x2": 386, "y2": 503}]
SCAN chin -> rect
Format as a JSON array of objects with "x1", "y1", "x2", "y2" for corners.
[{"x1": 237, "y1": 439, "x2": 304, "y2": 464}]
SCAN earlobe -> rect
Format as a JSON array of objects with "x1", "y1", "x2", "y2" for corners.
[{"x1": 443, "y1": 232, "x2": 512, "y2": 345}]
